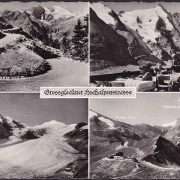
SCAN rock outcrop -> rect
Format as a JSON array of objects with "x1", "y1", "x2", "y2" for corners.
[
  {"x1": 64, "y1": 123, "x2": 88, "y2": 154},
  {"x1": 143, "y1": 136, "x2": 180, "y2": 167},
  {"x1": 90, "y1": 7, "x2": 135, "y2": 70}
]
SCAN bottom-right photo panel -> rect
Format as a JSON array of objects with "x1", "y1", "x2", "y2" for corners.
[{"x1": 90, "y1": 93, "x2": 180, "y2": 179}]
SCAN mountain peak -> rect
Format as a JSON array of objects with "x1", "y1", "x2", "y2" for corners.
[
  {"x1": 154, "y1": 4, "x2": 171, "y2": 16},
  {"x1": 155, "y1": 3, "x2": 165, "y2": 9},
  {"x1": 34, "y1": 120, "x2": 66, "y2": 129},
  {"x1": 50, "y1": 5, "x2": 70, "y2": 13},
  {"x1": 89, "y1": 109, "x2": 98, "y2": 118},
  {"x1": 90, "y1": 2, "x2": 116, "y2": 25},
  {"x1": 154, "y1": 136, "x2": 173, "y2": 152},
  {"x1": 161, "y1": 119, "x2": 180, "y2": 127},
  {"x1": 143, "y1": 135, "x2": 180, "y2": 168},
  {"x1": 2, "y1": 9, "x2": 11, "y2": 15},
  {"x1": 0, "y1": 114, "x2": 26, "y2": 130},
  {"x1": 32, "y1": 5, "x2": 45, "y2": 19},
  {"x1": 41, "y1": 5, "x2": 73, "y2": 21},
  {"x1": 41, "y1": 120, "x2": 64, "y2": 126},
  {"x1": 0, "y1": 114, "x2": 13, "y2": 124},
  {"x1": 155, "y1": 3, "x2": 169, "y2": 13}
]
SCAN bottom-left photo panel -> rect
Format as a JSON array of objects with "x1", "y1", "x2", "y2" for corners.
[{"x1": 0, "y1": 93, "x2": 88, "y2": 179}]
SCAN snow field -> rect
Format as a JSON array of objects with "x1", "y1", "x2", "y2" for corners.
[
  {"x1": 91, "y1": 3, "x2": 116, "y2": 25},
  {"x1": 120, "y1": 5, "x2": 173, "y2": 43},
  {"x1": 0, "y1": 122, "x2": 83, "y2": 178},
  {"x1": 98, "y1": 116, "x2": 115, "y2": 129}
]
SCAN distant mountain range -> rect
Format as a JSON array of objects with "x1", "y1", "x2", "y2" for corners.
[
  {"x1": 90, "y1": 3, "x2": 180, "y2": 71},
  {"x1": 162, "y1": 118, "x2": 180, "y2": 127},
  {"x1": 90, "y1": 109, "x2": 180, "y2": 179},
  {"x1": 0, "y1": 114, "x2": 88, "y2": 178},
  {"x1": 0, "y1": 5, "x2": 86, "y2": 43}
]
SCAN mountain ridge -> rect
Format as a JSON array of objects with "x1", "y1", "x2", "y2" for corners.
[{"x1": 90, "y1": 2, "x2": 180, "y2": 71}]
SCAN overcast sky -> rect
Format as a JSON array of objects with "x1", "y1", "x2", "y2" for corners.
[
  {"x1": 0, "y1": 1, "x2": 88, "y2": 13},
  {"x1": 90, "y1": 93, "x2": 180, "y2": 126},
  {"x1": 0, "y1": 93, "x2": 88, "y2": 126},
  {"x1": 103, "y1": 2, "x2": 180, "y2": 14}
]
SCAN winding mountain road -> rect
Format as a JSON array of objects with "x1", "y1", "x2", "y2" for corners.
[{"x1": 0, "y1": 58, "x2": 88, "y2": 92}]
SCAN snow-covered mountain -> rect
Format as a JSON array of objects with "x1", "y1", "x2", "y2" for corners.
[
  {"x1": 89, "y1": 109, "x2": 164, "y2": 147},
  {"x1": 162, "y1": 119, "x2": 178, "y2": 127},
  {"x1": 161, "y1": 118, "x2": 180, "y2": 127},
  {"x1": 28, "y1": 5, "x2": 76, "y2": 21},
  {"x1": 0, "y1": 114, "x2": 88, "y2": 178},
  {"x1": 43, "y1": 6, "x2": 76, "y2": 21},
  {"x1": 120, "y1": 5, "x2": 173, "y2": 44},
  {"x1": 90, "y1": 3, "x2": 117, "y2": 26},
  {"x1": 0, "y1": 4, "x2": 87, "y2": 48},
  {"x1": 90, "y1": 2, "x2": 180, "y2": 71},
  {"x1": 89, "y1": 110, "x2": 115, "y2": 129}
]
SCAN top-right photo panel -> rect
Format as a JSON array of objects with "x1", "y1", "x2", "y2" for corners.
[{"x1": 90, "y1": 2, "x2": 180, "y2": 92}]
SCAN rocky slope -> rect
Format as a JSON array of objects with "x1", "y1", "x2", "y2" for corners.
[
  {"x1": 0, "y1": 114, "x2": 25, "y2": 139},
  {"x1": 90, "y1": 3, "x2": 180, "y2": 71},
  {"x1": 0, "y1": 16, "x2": 13, "y2": 29},
  {"x1": 173, "y1": 12, "x2": 180, "y2": 31},
  {"x1": 1, "y1": 9, "x2": 48, "y2": 41},
  {"x1": 63, "y1": 122, "x2": 88, "y2": 155},
  {"x1": 63, "y1": 122, "x2": 88, "y2": 178},
  {"x1": 90, "y1": 7, "x2": 135, "y2": 70},
  {"x1": 143, "y1": 136, "x2": 180, "y2": 167}
]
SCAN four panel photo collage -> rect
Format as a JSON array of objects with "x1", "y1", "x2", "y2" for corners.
[{"x1": 0, "y1": 1, "x2": 180, "y2": 179}]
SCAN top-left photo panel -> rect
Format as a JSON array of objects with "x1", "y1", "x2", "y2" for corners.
[{"x1": 0, "y1": 1, "x2": 89, "y2": 92}]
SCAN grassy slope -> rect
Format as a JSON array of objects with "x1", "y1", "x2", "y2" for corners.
[
  {"x1": 0, "y1": 48, "x2": 51, "y2": 77},
  {"x1": 0, "y1": 33, "x2": 56, "y2": 78}
]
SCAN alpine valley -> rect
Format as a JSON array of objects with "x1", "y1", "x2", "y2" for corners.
[
  {"x1": 90, "y1": 3, "x2": 180, "y2": 72},
  {"x1": 0, "y1": 114, "x2": 88, "y2": 178},
  {"x1": 90, "y1": 109, "x2": 180, "y2": 179}
]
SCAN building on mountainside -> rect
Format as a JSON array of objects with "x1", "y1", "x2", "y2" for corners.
[
  {"x1": 108, "y1": 151, "x2": 124, "y2": 160},
  {"x1": 116, "y1": 151, "x2": 124, "y2": 156},
  {"x1": 113, "y1": 156, "x2": 124, "y2": 160}
]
